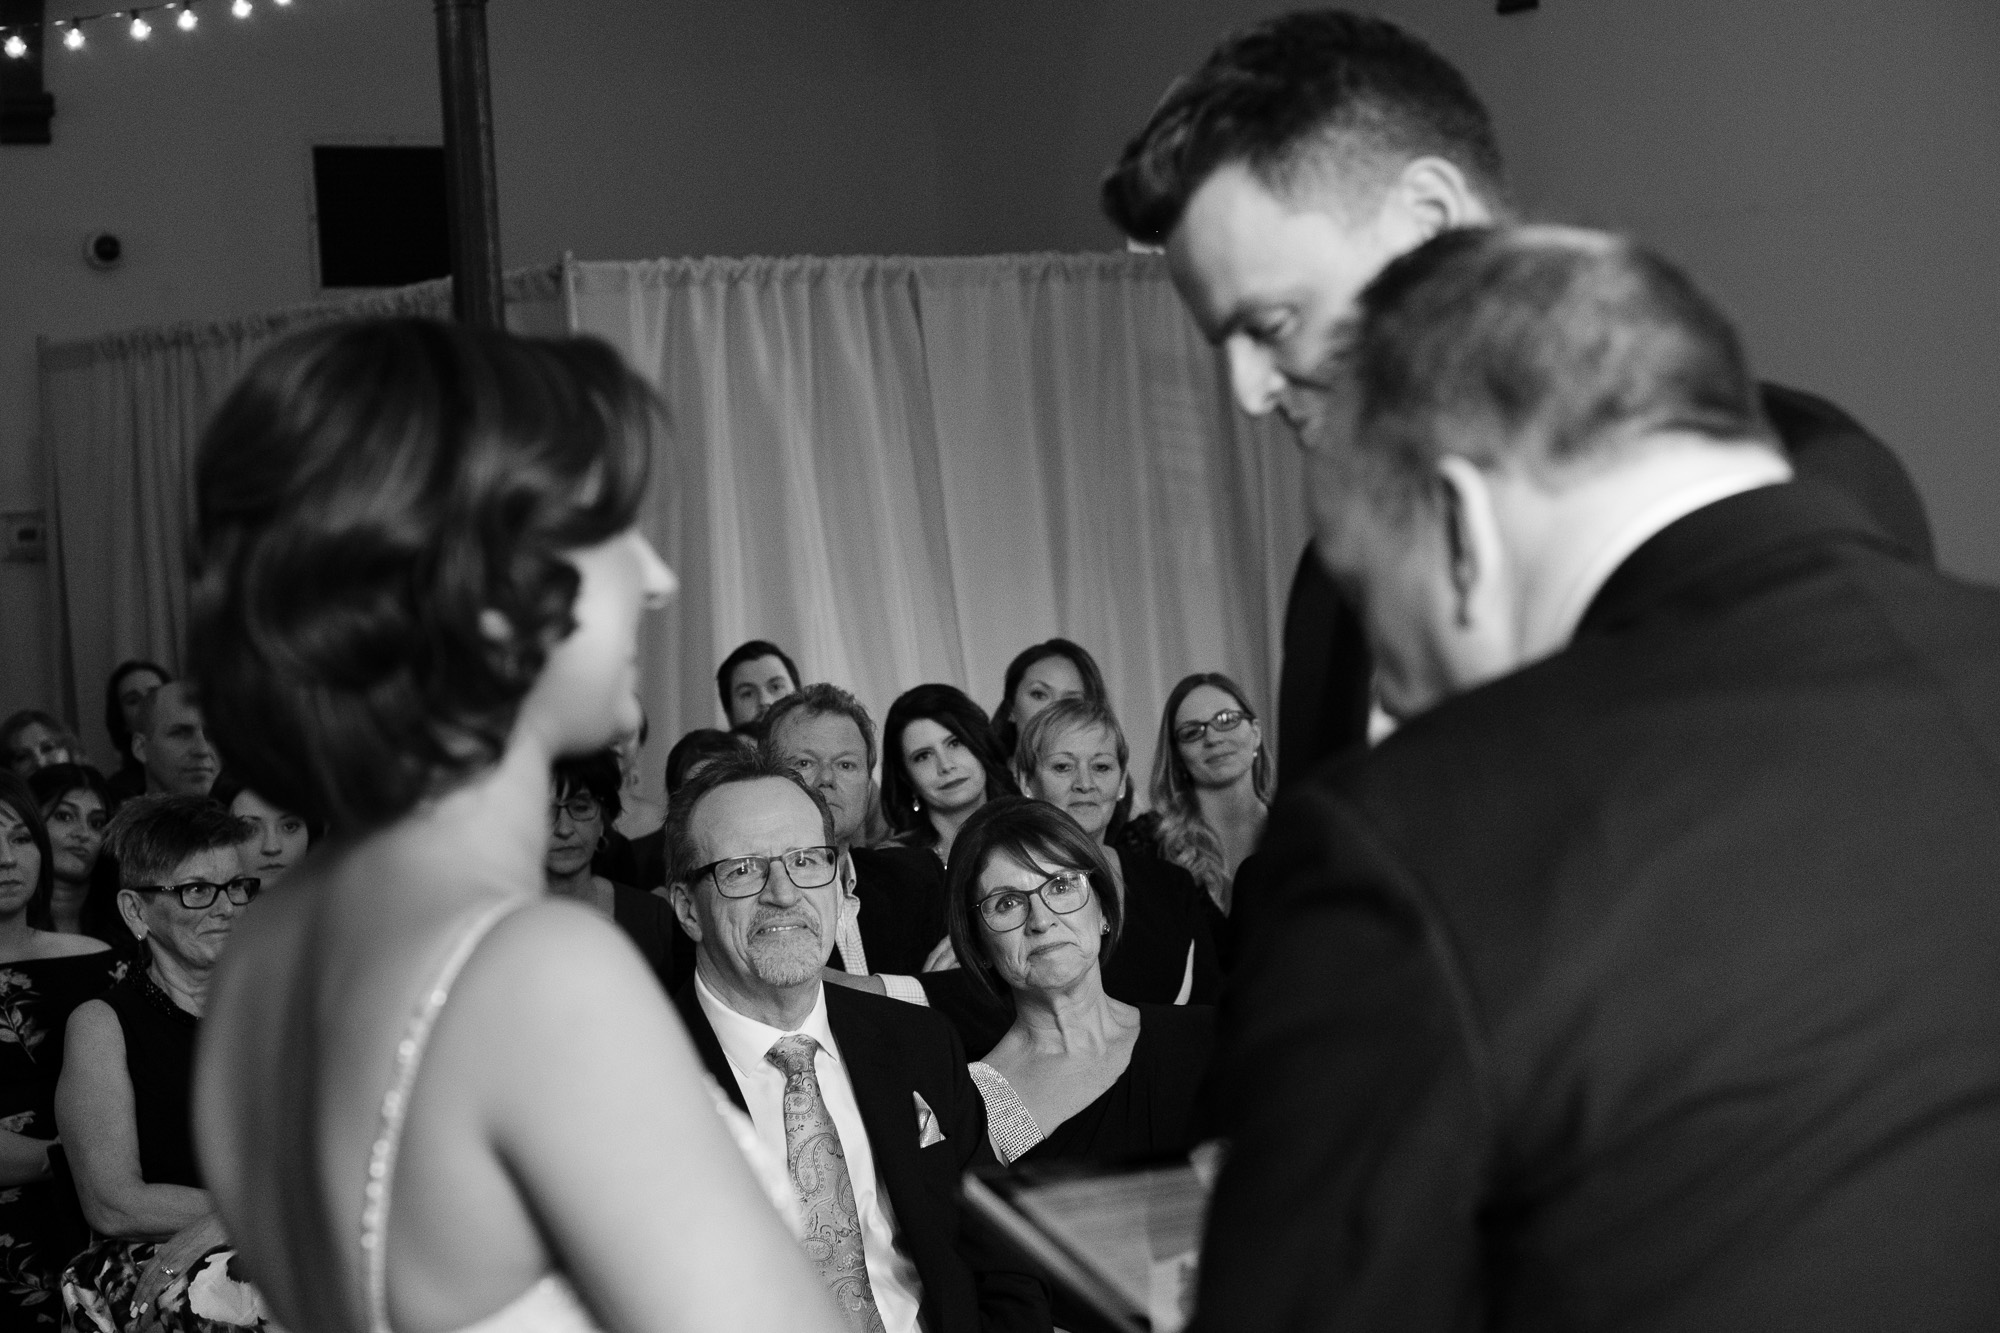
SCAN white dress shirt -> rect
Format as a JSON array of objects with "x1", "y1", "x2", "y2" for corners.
[{"x1": 694, "y1": 973, "x2": 926, "y2": 1333}]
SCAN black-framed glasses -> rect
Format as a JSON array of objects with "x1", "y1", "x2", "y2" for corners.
[
  {"x1": 133, "y1": 876, "x2": 261, "y2": 909},
  {"x1": 550, "y1": 794, "x2": 601, "y2": 824},
  {"x1": 1173, "y1": 708, "x2": 1254, "y2": 746},
  {"x1": 692, "y1": 846, "x2": 840, "y2": 898},
  {"x1": 975, "y1": 870, "x2": 1092, "y2": 932}
]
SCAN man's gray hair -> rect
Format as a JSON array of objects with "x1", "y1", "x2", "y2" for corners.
[{"x1": 1333, "y1": 225, "x2": 1777, "y2": 527}]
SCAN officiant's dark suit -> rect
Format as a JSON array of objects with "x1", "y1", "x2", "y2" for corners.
[{"x1": 1194, "y1": 230, "x2": 2000, "y2": 1332}]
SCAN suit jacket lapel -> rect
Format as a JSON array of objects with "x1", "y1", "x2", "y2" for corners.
[
  {"x1": 825, "y1": 988, "x2": 929, "y2": 1225},
  {"x1": 672, "y1": 983, "x2": 749, "y2": 1113}
]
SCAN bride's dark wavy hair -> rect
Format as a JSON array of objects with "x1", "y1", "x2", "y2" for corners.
[{"x1": 188, "y1": 318, "x2": 658, "y2": 836}]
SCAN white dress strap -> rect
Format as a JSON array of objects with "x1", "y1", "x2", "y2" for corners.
[
  {"x1": 361, "y1": 898, "x2": 530, "y2": 1333},
  {"x1": 968, "y1": 1061, "x2": 1044, "y2": 1167}
]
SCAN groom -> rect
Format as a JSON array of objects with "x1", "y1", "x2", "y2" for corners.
[{"x1": 667, "y1": 749, "x2": 1049, "y2": 1333}]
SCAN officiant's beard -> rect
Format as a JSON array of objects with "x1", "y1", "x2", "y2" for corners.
[{"x1": 745, "y1": 908, "x2": 827, "y2": 987}]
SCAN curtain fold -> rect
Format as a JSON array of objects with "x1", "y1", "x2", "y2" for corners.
[
  {"x1": 570, "y1": 253, "x2": 1305, "y2": 791},
  {"x1": 39, "y1": 267, "x2": 565, "y2": 763}
]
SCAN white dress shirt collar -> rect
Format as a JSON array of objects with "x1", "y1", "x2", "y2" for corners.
[{"x1": 693, "y1": 971, "x2": 843, "y2": 1071}]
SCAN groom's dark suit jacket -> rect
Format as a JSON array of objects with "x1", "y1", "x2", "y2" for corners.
[
  {"x1": 674, "y1": 981, "x2": 1050, "y2": 1333},
  {"x1": 1197, "y1": 481, "x2": 2000, "y2": 1331}
]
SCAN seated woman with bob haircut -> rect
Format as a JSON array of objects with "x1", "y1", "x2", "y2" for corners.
[
  {"x1": 57, "y1": 795, "x2": 258, "y2": 1330},
  {"x1": 945, "y1": 797, "x2": 1213, "y2": 1333},
  {"x1": 183, "y1": 319, "x2": 842, "y2": 1333}
]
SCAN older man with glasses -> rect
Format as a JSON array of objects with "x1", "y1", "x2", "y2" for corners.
[{"x1": 665, "y1": 749, "x2": 1049, "y2": 1333}]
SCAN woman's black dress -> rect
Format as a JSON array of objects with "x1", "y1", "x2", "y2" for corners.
[
  {"x1": 0, "y1": 948, "x2": 125, "y2": 1326},
  {"x1": 969, "y1": 1003, "x2": 1217, "y2": 1333}
]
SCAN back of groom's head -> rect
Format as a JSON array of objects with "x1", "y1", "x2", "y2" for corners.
[
  {"x1": 1336, "y1": 225, "x2": 1777, "y2": 527},
  {"x1": 1104, "y1": 8, "x2": 1507, "y2": 244}
]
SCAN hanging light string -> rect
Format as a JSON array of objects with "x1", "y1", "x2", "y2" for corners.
[{"x1": 2, "y1": 0, "x2": 294, "y2": 57}]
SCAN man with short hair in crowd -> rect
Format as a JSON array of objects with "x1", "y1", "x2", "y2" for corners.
[
  {"x1": 130, "y1": 682, "x2": 219, "y2": 799},
  {"x1": 717, "y1": 640, "x2": 802, "y2": 735},
  {"x1": 666, "y1": 750, "x2": 1049, "y2": 1333},
  {"x1": 1103, "y1": 7, "x2": 1934, "y2": 785},
  {"x1": 763, "y1": 685, "x2": 947, "y2": 1005},
  {"x1": 1187, "y1": 222, "x2": 2000, "y2": 1330}
]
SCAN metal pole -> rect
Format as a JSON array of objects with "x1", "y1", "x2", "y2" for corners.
[{"x1": 433, "y1": 0, "x2": 504, "y2": 327}]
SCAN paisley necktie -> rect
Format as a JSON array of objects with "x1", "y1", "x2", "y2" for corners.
[{"x1": 766, "y1": 1034, "x2": 888, "y2": 1333}]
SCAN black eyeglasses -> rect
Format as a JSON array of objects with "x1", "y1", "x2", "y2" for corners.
[
  {"x1": 1173, "y1": 708, "x2": 1254, "y2": 746},
  {"x1": 974, "y1": 870, "x2": 1093, "y2": 932},
  {"x1": 691, "y1": 846, "x2": 840, "y2": 898},
  {"x1": 133, "y1": 876, "x2": 260, "y2": 909},
  {"x1": 550, "y1": 795, "x2": 601, "y2": 824}
]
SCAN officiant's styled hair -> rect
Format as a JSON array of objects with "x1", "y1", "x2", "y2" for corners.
[
  {"x1": 1103, "y1": 8, "x2": 1506, "y2": 244},
  {"x1": 1336, "y1": 225, "x2": 1777, "y2": 529},
  {"x1": 188, "y1": 318, "x2": 657, "y2": 835}
]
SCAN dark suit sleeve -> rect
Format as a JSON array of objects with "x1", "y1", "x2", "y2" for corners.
[
  {"x1": 939, "y1": 1023, "x2": 1052, "y2": 1333},
  {"x1": 1192, "y1": 783, "x2": 1487, "y2": 1333}
]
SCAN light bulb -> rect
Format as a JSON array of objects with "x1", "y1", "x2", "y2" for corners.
[
  {"x1": 2, "y1": 33, "x2": 25, "y2": 59},
  {"x1": 177, "y1": 7, "x2": 197, "y2": 29},
  {"x1": 130, "y1": 15, "x2": 150, "y2": 38},
  {"x1": 63, "y1": 25, "x2": 85, "y2": 49},
  {"x1": 231, "y1": 0, "x2": 251, "y2": 16}
]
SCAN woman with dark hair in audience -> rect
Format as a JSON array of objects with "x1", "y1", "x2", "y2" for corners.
[
  {"x1": 2, "y1": 710, "x2": 82, "y2": 780},
  {"x1": 948, "y1": 797, "x2": 1212, "y2": 1326},
  {"x1": 57, "y1": 795, "x2": 252, "y2": 1330},
  {"x1": 182, "y1": 319, "x2": 837, "y2": 1333},
  {"x1": 1016, "y1": 699, "x2": 1220, "y2": 1006},
  {"x1": 0, "y1": 772, "x2": 121, "y2": 1327},
  {"x1": 881, "y1": 683, "x2": 1018, "y2": 864},
  {"x1": 103, "y1": 662, "x2": 172, "y2": 806},
  {"x1": 549, "y1": 750, "x2": 681, "y2": 994},
  {"x1": 27, "y1": 763, "x2": 122, "y2": 943},
  {"x1": 208, "y1": 772, "x2": 315, "y2": 894},
  {"x1": 989, "y1": 639, "x2": 1107, "y2": 760},
  {"x1": 1148, "y1": 672, "x2": 1271, "y2": 954}
]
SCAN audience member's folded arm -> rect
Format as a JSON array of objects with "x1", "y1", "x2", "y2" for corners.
[
  {"x1": 1192, "y1": 784, "x2": 1488, "y2": 1333},
  {"x1": 55, "y1": 999, "x2": 211, "y2": 1239}
]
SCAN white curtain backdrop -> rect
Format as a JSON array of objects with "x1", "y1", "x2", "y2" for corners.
[
  {"x1": 38, "y1": 267, "x2": 566, "y2": 765},
  {"x1": 567, "y1": 254, "x2": 1307, "y2": 795}
]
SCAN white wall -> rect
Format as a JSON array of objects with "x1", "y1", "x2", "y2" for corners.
[{"x1": 4, "y1": 0, "x2": 1998, "y2": 734}]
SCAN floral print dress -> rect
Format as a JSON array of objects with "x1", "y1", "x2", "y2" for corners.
[{"x1": 0, "y1": 949, "x2": 127, "y2": 1326}]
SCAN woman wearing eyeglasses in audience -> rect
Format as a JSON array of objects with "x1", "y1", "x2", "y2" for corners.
[
  {"x1": 0, "y1": 772, "x2": 121, "y2": 1328},
  {"x1": 28, "y1": 762, "x2": 123, "y2": 944},
  {"x1": 57, "y1": 795, "x2": 261, "y2": 1330},
  {"x1": 949, "y1": 798, "x2": 1212, "y2": 1322},
  {"x1": 182, "y1": 321, "x2": 839, "y2": 1333},
  {"x1": 1148, "y1": 673, "x2": 1272, "y2": 960},
  {"x1": 547, "y1": 751, "x2": 683, "y2": 994},
  {"x1": 881, "y1": 683, "x2": 1018, "y2": 864},
  {"x1": 208, "y1": 772, "x2": 314, "y2": 895}
]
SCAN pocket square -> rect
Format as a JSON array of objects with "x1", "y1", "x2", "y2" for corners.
[{"x1": 914, "y1": 1091, "x2": 947, "y2": 1148}]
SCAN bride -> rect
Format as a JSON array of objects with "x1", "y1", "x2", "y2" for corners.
[{"x1": 185, "y1": 320, "x2": 844, "y2": 1333}]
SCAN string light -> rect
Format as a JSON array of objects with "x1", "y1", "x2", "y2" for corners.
[{"x1": 0, "y1": 0, "x2": 305, "y2": 52}]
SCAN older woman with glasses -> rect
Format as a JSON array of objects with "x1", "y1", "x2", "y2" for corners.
[
  {"x1": 547, "y1": 750, "x2": 684, "y2": 994},
  {"x1": 946, "y1": 797, "x2": 1212, "y2": 1324},
  {"x1": 56, "y1": 795, "x2": 265, "y2": 1330}
]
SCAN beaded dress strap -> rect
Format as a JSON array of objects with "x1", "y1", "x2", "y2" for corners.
[
  {"x1": 968, "y1": 1061, "x2": 1043, "y2": 1167},
  {"x1": 361, "y1": 898, "x2": 528, "y2": 1333}
]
